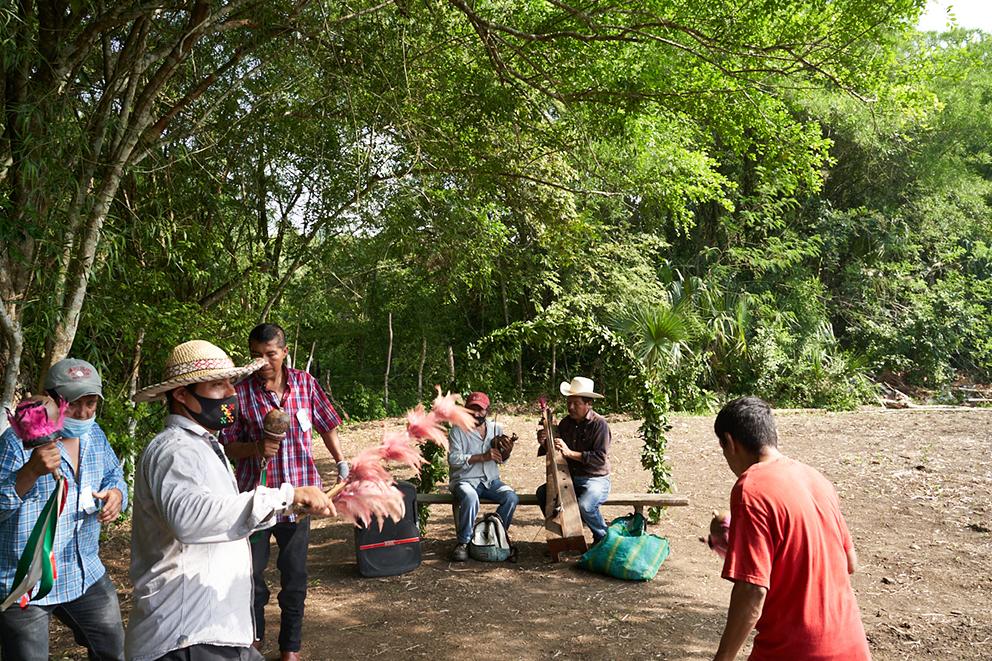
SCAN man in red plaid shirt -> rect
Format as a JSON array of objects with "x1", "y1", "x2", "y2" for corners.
[{"x1": 219, "y1": 323, "x2": 347, "y2": 661}]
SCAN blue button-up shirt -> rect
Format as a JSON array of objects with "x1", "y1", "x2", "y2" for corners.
[
  {"x1": 0, "y1": 422, "x2": 128, "y2": 606},
  {"x1": 447, "y1": 420, "x2": 506, "y2": 486}
]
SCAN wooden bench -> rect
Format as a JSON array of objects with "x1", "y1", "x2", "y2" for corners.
[{"x1": 416, "y1": 489, "x2": 689, "y2": 517}]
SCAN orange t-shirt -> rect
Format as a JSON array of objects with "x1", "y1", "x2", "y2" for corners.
[{"x1": 722, "y1": 457, "x2": 871, "y2": 661}]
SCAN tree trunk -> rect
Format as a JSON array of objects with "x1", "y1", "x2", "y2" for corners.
[
  {"x1": 384, "y1": 312, "x2": 393, "y2": 409},
  {"x1": 551, "y1": 343, "x2": 557, "y2": 387},
  {"x1": 0, "y1": 302, "x2": 25, "y2": 433},
  {"x1": 124, "y1": 328, "x2": 145, "y2": 495},
  {"x1": 41, "y1": 161, "x2": 129, "y2": 381},
  {"x1": 447, "y1": 345, "x2": 455, "y2": 389},
  {"x1": 304, "y1": 340, "x2": 317, "y2": 374},
  {"x1": 417, "y1": 336, "x2": 427, "y2": 402}
]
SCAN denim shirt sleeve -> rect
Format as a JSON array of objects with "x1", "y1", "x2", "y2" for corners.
[
  {"x1": 94, "y1": 426, "x2": 129, "y2": 513},
  {"x1": 0, "y1": 430, "x2": 26, "y2": 524},
  {"x1": 447, "y1": 427, "x2": 470, "y2": 469}
]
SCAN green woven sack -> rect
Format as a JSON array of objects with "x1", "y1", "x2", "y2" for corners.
[{"x1": 577, "y1": 513, "x2": 670, "y2": 581}]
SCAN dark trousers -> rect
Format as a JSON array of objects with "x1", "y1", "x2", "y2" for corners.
[
  {"x1": 0, "y1": 573, "x2": 125, "y2": 661},
  {"x1": 251, "y1": 518, "x2": 310, "y2": 652}
]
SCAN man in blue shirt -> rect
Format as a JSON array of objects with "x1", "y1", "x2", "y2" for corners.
[
  {"x1": 0, "y1": 358, "x2": 128, "y2": 661},
  {"x1": 447, "y1": 391, "x2": 519, "y2": 562}
]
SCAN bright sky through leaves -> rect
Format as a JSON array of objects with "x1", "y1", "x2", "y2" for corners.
[{"x1": 919, "y1": 0, "x2": 992, "y2": 31}]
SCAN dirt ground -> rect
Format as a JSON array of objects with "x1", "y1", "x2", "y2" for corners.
[{"x1": 52, "y1": 408, "x2": 991, "y2": 660}]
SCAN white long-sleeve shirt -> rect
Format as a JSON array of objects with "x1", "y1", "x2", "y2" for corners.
[
  {"x1": 447, "y1": 420, "x2": 506, "y2": 487},
  {"x1": 125, "y1": 414, "x2": 294, "y2": 661}
]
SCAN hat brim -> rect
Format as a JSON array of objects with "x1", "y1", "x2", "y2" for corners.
[
  {"x1": 55, "y1": 387, "x2": 104, "y2": 402},
  {"x1": 559, "y1": 381, "x2": 604, "y2": 399},
  {"x1": 133, "y1": 360, "x2": 263, "y2": 404}
]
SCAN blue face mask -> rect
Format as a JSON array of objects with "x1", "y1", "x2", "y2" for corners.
[{"x1": 61, "y1": 416, "x2": 96, "y2": 438}]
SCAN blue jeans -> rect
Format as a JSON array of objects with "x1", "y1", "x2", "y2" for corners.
[
  {"x1": 0, "y1": 572, "x2": 125, "y2": 661},
  {"x1": 251, "y1": 518, "x2": 310, "y2": 653},
  {"x1": 450, "y1": 479, "x2": 519, "y2": 543},
  {"x1": 536, "y1": 475, "x2": 612, "y2": 542}
]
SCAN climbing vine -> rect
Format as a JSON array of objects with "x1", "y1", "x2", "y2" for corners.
[
  {"x1": 412, "y1": 441, "x2": 448, "y2": 533},
  {"x1": 467, "y1": 306, "x2": 673, "y2": 520}
]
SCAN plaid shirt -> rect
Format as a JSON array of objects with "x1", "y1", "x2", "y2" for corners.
[
  {"x1": 219, "y1": 367, "x2": 340, "y2": 521},
  {"x1": 0, "y1": 423, "x2": 128, "y2": 606}
]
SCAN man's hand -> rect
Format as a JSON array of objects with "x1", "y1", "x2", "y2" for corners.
[
  {"x1": 554, "y1": 438, "x2": 579, "y2": 461},
  {"x1": 15, "y1": 442, "x2": 62, "y2": 497},
  {"x1": 94, "y1": 488, "x2": 123, "y2": 523},
  {"x1": 25, "y1": 443, "x2": 61, "y2": 478},
  {"x1": 485, "y1": 448, "x2": 502, "y2": 464},
  {"x1": 293, "y1": 485, "x2": 336, "y2": 517},
  {"x1": 258, "y1": 433, "x2": 282, "y2": 458}
]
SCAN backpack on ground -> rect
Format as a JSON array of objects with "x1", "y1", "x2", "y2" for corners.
[{"x1": 468, "y1": 513, "x2": 516, "y2": 562}]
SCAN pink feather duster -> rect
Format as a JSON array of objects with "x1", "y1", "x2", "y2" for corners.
[
  {"x1": 334, "y1": 479, "x2": 406, "y2": 530},
  {"x1": 329, "y1": 447, "x2": 408, "y2": 529},
  {"x1": 345, "y1": 447, "x2": 393, "y2": 484},
  {"x1": 379, "y1": 430, "x2": 426, "y2": 469},
  {"x1": 430, "y1": 386, "x2": 476, "y2": 432},
  {"x1": 331, "y1": 394, "x2": 475, "y2": 529},
  {"x1": 7, "y1": 396, "x2": 67, "y2": 448},
  {"x1": 405, "y1": 404, "x2": 448, "y2": 449}
]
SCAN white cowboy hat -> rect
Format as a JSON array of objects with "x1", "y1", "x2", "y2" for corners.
[
  {"x1": 559, "y1": 376, "x2": 604, "y2": 399},
  {"x1": 133, "y1": 340, "x2": 264, "y2": 403}
]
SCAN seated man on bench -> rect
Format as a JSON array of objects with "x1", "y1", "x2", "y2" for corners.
[
  {"x1": 536, "y1": 377, "x2": 612, "y2": 544},
  {"x1": 447, "y1": 391, "x2": 519, "y2": 562}
]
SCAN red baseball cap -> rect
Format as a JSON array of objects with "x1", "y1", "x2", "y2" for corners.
[{"x1": 465, "y1": 391, "x2": 490, "y2": 409}]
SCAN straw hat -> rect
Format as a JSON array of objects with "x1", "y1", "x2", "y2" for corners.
[
  {"x1": 559, "y1": 376, "x2": 604, "y2": 399},
  {"x1": 133, "y1": 340, "x2": 264, "y2": 403}
]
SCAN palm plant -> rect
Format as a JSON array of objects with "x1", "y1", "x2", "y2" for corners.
[{"x1": 610, "y1": 303, "x2": 694, "y2": 374}]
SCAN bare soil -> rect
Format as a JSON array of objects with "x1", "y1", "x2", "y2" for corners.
[{"x1": 52, "y1": 409, "x2": 992, "y2": 660}]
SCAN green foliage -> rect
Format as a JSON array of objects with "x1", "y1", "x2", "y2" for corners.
[
  {"x1": 6, "y1": 0, "x2": 990, "y2": 511},
  {"x1": 339, "y1": 384, "x2": 388, "y2": 422},
  {"x1": 411, "y1": 441, "x2": 448, "y2": 533}
]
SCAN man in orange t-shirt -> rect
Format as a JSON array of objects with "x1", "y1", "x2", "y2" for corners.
[{"x1": 712, "y1": 397, "x2": 871, "y2": 661}]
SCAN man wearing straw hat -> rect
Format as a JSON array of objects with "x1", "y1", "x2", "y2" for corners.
[
  {"x1": 535, "y1": 376, "x2": 613, "y2": 543},
  {"x1": 126, "y1": 340, "x2": 334, "y2": 661},
  {"x1": 0, "y1": 359, "x2": 128, "y2": 660}
]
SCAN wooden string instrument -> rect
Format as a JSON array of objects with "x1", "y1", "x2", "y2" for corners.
[{"x1": 540, "y1": 398, "x2": 588, "y2": 561}]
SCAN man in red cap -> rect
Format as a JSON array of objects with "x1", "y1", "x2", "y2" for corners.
[{"x1": 446, "y1": 391, "x2": 519, "y2": 562}]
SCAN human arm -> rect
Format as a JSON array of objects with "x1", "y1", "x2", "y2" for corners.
[
  {"x1": 0, "y1": 432, "x2": 55, "y2": 522},
  {"x1": 146, "y1": 439, "x2": 331, "y2": 543},
  {"x1": 310, "y1": 376, "x2": 347, "y2": 479},
  {"x1": 553, "y1": 418, "x2": 610, "y2": 469},
  {"x1": 318, "y1": 427, "x2": 350, "y2": 481},
  {"x1": 449, "y1": 425, "x2": 500, "y2": 468},
  {"x1": 218, "y1": 402, "x2": 280, "y2": 461},
  {"x1": 13, "y1": 443, "x2": 61, "y2": 497},
  {"x1": 713, "y1": 580, "x2": 767, "y2": 661},
  {"x1": 536, "y1": 420, "x2": 558, "y2": 457},
  {"x1": 846, "y1": 545, "x2": 858, "y2": 574}
]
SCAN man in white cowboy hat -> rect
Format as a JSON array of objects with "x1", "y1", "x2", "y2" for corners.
[
  {"x1": 0, "y1": 358, "x2": 128, "y2": 660},
  {"x1": 536, "y1": 376, "x2": 612, "y2": 543},
  {"x1": 125, "y1": 340, "x2": 335, "y2": 661}
]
